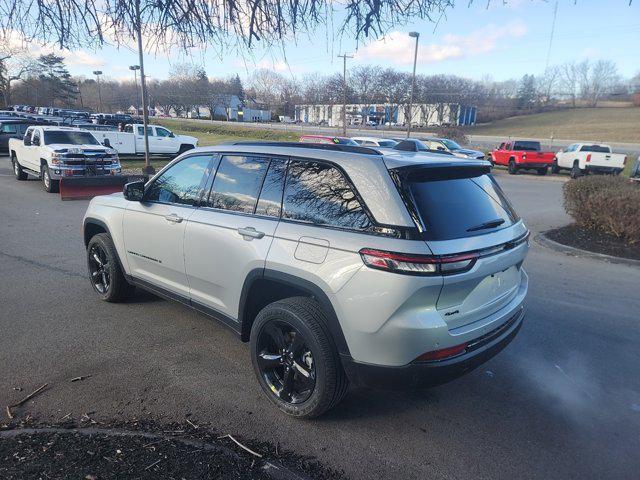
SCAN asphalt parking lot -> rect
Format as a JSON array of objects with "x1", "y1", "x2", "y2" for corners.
[{"x1": 1, "y1": 156, "x2": 639, "y2": 480}]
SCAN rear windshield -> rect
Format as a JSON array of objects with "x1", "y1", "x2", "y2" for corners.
[
  {"x1": 513, "y1": 141, "x2": 540, "y2": 151},
  {"x1": 377, "y1": 140, "x2": 398, "y2": 147},
  {"x1": 44, "y1": 131, "x2": 100, "y2": 145},
  {"x1": 400, "y1": 169, "x2": 519, "y2": 240},
  {"x1": 580, "y1": 144, "x2": 610, "y2": 153}
]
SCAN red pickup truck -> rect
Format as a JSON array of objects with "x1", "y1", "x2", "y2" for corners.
[{"x1": 491, "y1": 140, "x2": 555, "y2": 175}]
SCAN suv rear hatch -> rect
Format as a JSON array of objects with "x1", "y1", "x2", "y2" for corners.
[{"x1": 391, "y1": 162, "x2": 529, "y2": 329}]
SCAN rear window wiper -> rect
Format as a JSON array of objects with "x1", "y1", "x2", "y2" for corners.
[{"x1": 466, "y1": 219, "x2": 505, "y2": 232}]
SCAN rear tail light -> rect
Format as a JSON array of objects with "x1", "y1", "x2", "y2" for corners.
[
  {"x1": 586, "y1": 154, "x2": 591, "y2": 163},
  {"x1": 359, "y1": 248, "x2": 478, "y2": 276},
  {"x1": 415, "y1": 342, "x2": 468, "y2": 362}
]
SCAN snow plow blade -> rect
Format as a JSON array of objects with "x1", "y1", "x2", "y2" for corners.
[{"x1": 59, "y1": 176, "x2": 130, "y2": 200}]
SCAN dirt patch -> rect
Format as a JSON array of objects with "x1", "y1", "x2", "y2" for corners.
[
  {"x1": 0, "y1": 421, "x2": 346, "y2": 480},
  {"x1": 546, "y1": 224, "x2": 640, "y2": 261}
]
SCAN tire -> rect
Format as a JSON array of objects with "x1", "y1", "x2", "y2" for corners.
[
  {"x1": 250, "y1": 297, "x2": 348, "y2": 418},
  {"x1": 178, "y1": 144, "x2": 194, "y2": 155},
  {"x1": 41, "y1": 165, "x2": 59, "y2": 193},
  {"x1": 570, "y1": 162, "x2": 583, "y2": 179},
  {"x1": 86, "y1": 233, "x2": 135, "y2": 302},
  {"x1": 12, "y1": 154, "x2": 27, "y2": 180},
  {"x1": 551, "y1": 160, "x2": 560, "y2": 174},
  {"x1": 508, "y1": 159, "x2": 518, "y2": 175},
  {"x1": 537, "y1": 167, "x2": 548, "y2": 176}
]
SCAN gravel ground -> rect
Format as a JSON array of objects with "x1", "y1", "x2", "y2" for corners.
[{"x1": 0, "y1": 420, "x2": 345, "y2": 480}]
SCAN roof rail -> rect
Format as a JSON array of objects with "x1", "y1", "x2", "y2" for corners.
[{"x1": 230, "y1": 141, "x2": 382, "y2": 155}]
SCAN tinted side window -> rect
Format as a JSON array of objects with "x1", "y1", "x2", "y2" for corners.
[
  {"x1": 145, "y1": 155, "x2": 210, "y2": 206},
  {"x1": 283, "y1": 161, "x2": 371, "y2": 230},
  {"x1": 208, "y1": 155, "x2": 269, "y2": 213},
  {"x1": 1, "y1": 123, "x2": 18, "y2": 134},
  {"x1": 256, "y1": 160, "x2": 286, "y2": 217}
]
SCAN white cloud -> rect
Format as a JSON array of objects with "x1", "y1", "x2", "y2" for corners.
[
  {"x1": 3, "y1": 29, "x2": 105, "y2": 69},
  {"x1": 354, "y1": 20, "x2": 528, "y2": 66}
]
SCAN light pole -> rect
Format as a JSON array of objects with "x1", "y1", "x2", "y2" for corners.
[
  {"x1": 93, "y1": 70, "x2": 103, "y2": 112},
  {"x1": 406, "y1": 31, "x2": 419, "y2": 138},
  {"x1": 134, "y1": 0, "x2": 154, "y2": 174},
  {"x1": 129, "y1": 65, "x2": 141, "y2": 115},
  {"x1": 337, "y1": 53, "x2": 353, "y2": 136}
]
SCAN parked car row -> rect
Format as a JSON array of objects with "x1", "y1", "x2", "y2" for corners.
[
  {"x1": 491, "y1": 140, "x2": 627, "y2": 177},
  {"x1": 297, "y1": 134, "x2": 629, "y2": 179}
]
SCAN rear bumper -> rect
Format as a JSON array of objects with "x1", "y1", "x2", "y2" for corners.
[
  {"x1": 585, "y1": 165, "x2": 623, "y2": 174},
  {"x1": 342, "y1": 307, "x2": 524, "y2": 390},
  {"x1": 516, "y1": 162, "x2": 550, "y2": 168}
]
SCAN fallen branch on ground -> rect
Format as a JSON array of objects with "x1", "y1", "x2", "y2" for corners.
[
  {"x1": 70, "y1": 375, "x2": 93, "y2": 382},
  {"x1": 218, "y1": 434, "x2": 263, "y2": 458},
  {"x1": 5, "y1": 383, "x2": 48, "y2": 419}
]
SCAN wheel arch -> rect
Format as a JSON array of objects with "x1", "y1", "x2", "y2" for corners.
[
  {"x1": 83, "y1": 217, "x2": 129, "y2": 276},
  {"x1": 83, "y1": 217, "x2": 109, "y2": 247},
  {"x1": 239, "y1": 269, "x2": 351, "y2": 356}
]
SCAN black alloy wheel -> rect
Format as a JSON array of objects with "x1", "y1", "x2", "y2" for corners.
[
  {"x1": 88, "y1": 243, "x2": 110, "y2": 294},
  {"x1": 256, "y1": 320, "x2": 316, "y2": 404}
]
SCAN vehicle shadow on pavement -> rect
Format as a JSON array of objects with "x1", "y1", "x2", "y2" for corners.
[{"x1": 319, "y1": 387, "x2": 440, "y2": 421}]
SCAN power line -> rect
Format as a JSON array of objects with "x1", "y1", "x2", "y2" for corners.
[{"x1": 545, "y1": 0, "x2": 559, "y2": 71}]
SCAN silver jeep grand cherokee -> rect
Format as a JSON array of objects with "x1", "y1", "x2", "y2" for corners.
[{"x1": 82, "y1": 142, "x2": 529, "y2": 418}]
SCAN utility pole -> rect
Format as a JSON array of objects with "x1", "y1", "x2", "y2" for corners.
[
  {"x1": 338, "y1": 53, "x2": 353, "y2": 136},
  {"x1": 93, "y1": 70, "x2": 103, "y2": 112},
  {"x1": 407, "y1": 32, "x2": 420, "y2": 138},
  {"x1": 134, "y1": 0, "x2": 154, "y2": 174}
]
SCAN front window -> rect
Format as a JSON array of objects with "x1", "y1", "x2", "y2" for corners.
[
  {"x1": 377, "y1": 140, "x2": 398, "y2": 147},
  {"x1": 145, "y1": 155, "x2": 210, "y2": 205},
  {"x1": 155, "y1": 127, "x2": 172, "y2": 137},
  {"x1": 441, "y1": 139, "x2": 461, "y2": 150},
  {"x1": 43, "y1": 131, "x2": 100, "y2": 145},
  {"x1": 207, "y1": 155, "x2": 270, "y2": 213}
]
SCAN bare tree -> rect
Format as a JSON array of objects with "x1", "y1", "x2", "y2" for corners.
[
  {"x1": 0, "y1": 42, "x2": 34, "y2": 106},
  {"x1": 351, "y1": 65, "x2": 383, "y2": 124},
  {"x1": 559, "y1": 61, "x2": 581, "y2": 107},
  {"x1": 537, "y1": 65, "x2": 561, "y2": 105},
  {"x1": 584, "y1": 60, "x2": 619, "y2": 106}
]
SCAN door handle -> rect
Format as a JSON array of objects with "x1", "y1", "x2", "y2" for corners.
[
  {"x1": 237, "y1": 227, "x2": 265, "y2": 240},
  {"x1": 164, "y1": 213, "x2": 183, "y2": 224}
]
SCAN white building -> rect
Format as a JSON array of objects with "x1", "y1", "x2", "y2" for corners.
[{"x1": 294, "y1": 103, "x2": 476, "y2": 127}]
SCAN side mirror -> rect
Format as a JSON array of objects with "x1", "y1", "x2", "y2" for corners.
[
  {"x1": 168, "y1": 132, "x2": 175, "y2": 138},
  {"x1": 123, "y1": 181, "x2": 145, "y2": 201},
  {"x1": 102, "y1": 138, "x2": 111, "y2": 148},
  {"x1": 437, "y1": 146, "x2": 445, "y2": 151}
]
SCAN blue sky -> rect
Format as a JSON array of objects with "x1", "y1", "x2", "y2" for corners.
[{"x1": 38, "y1": 1, "x2": 640, "y2": 82}]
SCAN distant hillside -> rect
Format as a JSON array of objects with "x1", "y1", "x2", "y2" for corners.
[{"x1": 469, "y1": 108, "x2": 640, "y2": 144}]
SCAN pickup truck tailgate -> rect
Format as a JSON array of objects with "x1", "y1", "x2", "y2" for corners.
[{"x1": 587, "y1": 152, "x2": 626, "y2": 168}]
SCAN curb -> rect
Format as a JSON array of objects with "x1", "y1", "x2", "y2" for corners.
[{"x1": 534, "y1": 231, "x2": 640, "y2": 268}]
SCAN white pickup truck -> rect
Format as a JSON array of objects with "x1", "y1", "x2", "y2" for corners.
[
  {"x1": 89, "y1": 124, "x2": 198, "y2": 156},
  {"x1": 553, "y1": 143, "x2": 626, "y2": 178},
  {"x1": 9, "y1": 126, "x2": 121, "y2": 193}
]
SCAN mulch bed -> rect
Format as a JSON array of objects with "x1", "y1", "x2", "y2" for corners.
[
  {"x1": 0, "y1": 420, "x2": 346, "y2": 480},
  {"x1": 546, "y1": 224, "x2": 640, "y2": 261}
]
